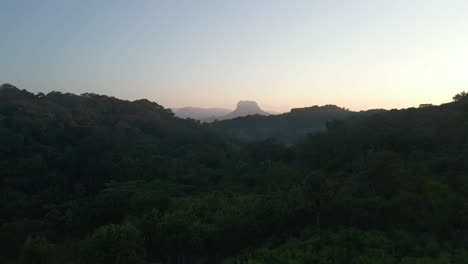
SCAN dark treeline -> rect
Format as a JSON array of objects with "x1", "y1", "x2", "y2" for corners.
[{"x1": 0, "y1": 83, "x2": 467, "y2": 263}]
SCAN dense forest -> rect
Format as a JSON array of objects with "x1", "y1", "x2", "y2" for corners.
[{"x1": 0, "y1": 83, "x2": 467, "y2": 263}]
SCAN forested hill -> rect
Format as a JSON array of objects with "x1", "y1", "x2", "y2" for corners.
[
  {"x1": 1, "y1": 84, "x2": 467, "y2": 263},
  {"x1": 0, "y1": 83, "x2": 186, "y2": 131},
  {"x1": 211, "y1": 104, "x2": 384, "y2": 142},
  {"x1": 0, "y1": 84, "x2": 229, "y2": 194}
]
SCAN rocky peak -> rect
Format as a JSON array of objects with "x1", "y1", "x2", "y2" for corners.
[
  {"x1": 235, "y1": 101, "x2": 263, "y2": 113},
  {"x1": 222, "y1": 100, "x2": 269, "y2": 120}
]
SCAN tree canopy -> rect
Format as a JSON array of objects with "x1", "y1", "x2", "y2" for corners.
[{"x1": 0, "y1": 84, "x2": 467, "y2": 263}]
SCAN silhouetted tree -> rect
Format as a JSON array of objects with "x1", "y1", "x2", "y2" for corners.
[{"x1": 453, "y1": 91, "x2": 468, "y2": 101}]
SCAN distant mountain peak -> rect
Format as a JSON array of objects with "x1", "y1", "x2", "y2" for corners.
[
  {"x1": 235, "y1": 100, "x2": 263, "y2": 112},
  {"x1": 173, "y1": 100, "x2": 270, "y2": 122},
  {"x1": 222, "y1": 100, "x2": 269, "y2": 120}
]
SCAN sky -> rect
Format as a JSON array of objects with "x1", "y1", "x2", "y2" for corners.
[{"x1": 1, "y1": 0, "x2": 468, "y2": 112}]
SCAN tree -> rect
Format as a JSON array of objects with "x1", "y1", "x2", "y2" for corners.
[
  {"x1": 19, "y1": 236, "x2": 57, "y2": 264},
  {"x1": 82, "y1": 223, "x2": 146, "y2": 264},
  {"x1": 453, "y1": 91, "x2": 468, "y2": 101}
]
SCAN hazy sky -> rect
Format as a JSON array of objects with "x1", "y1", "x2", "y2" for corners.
[{"x1": 1, "y1": 0, "x2": 468, "y2": 112}]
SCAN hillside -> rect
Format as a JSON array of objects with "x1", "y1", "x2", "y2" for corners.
[
  {"x1": 0, "y1": 84, "x2": 467, "y2": 264},
  {"x1": 0, "y1": 84, "x2": 228, "y2": 195},
  {"x1": 212, "y1": 104, "x2": 384, "y2": 142}
]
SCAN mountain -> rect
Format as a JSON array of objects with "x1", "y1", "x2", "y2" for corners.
[
  {"x1": 174, "y1": 100, "x2": 270, "y2": 122},
  {"x1": 220, "y1": 100, "x2": 269, "y2": 120},
  {"x1": 212, "y1": 105, "x2": 384, "y2": 142},
  {"x1": 172, "y1": 107, "x2": 231, "y2": 120}
]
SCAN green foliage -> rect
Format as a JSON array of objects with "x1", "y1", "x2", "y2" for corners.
[
  {"x1": 225, "y1": 230, "x2": 467, "y2": 264},
  {"x1": 19, "y1": 236, "x2": 58, "y2": 264},
  {"x1": 0, "y1": 219, "x2": 49, "y2": 260},
  {"x1": 0, "y1": 85, "x2": 467, "y2": 263},
  {"x1": 82, "y1": 223, "x2": 146, "y2": 264}
]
